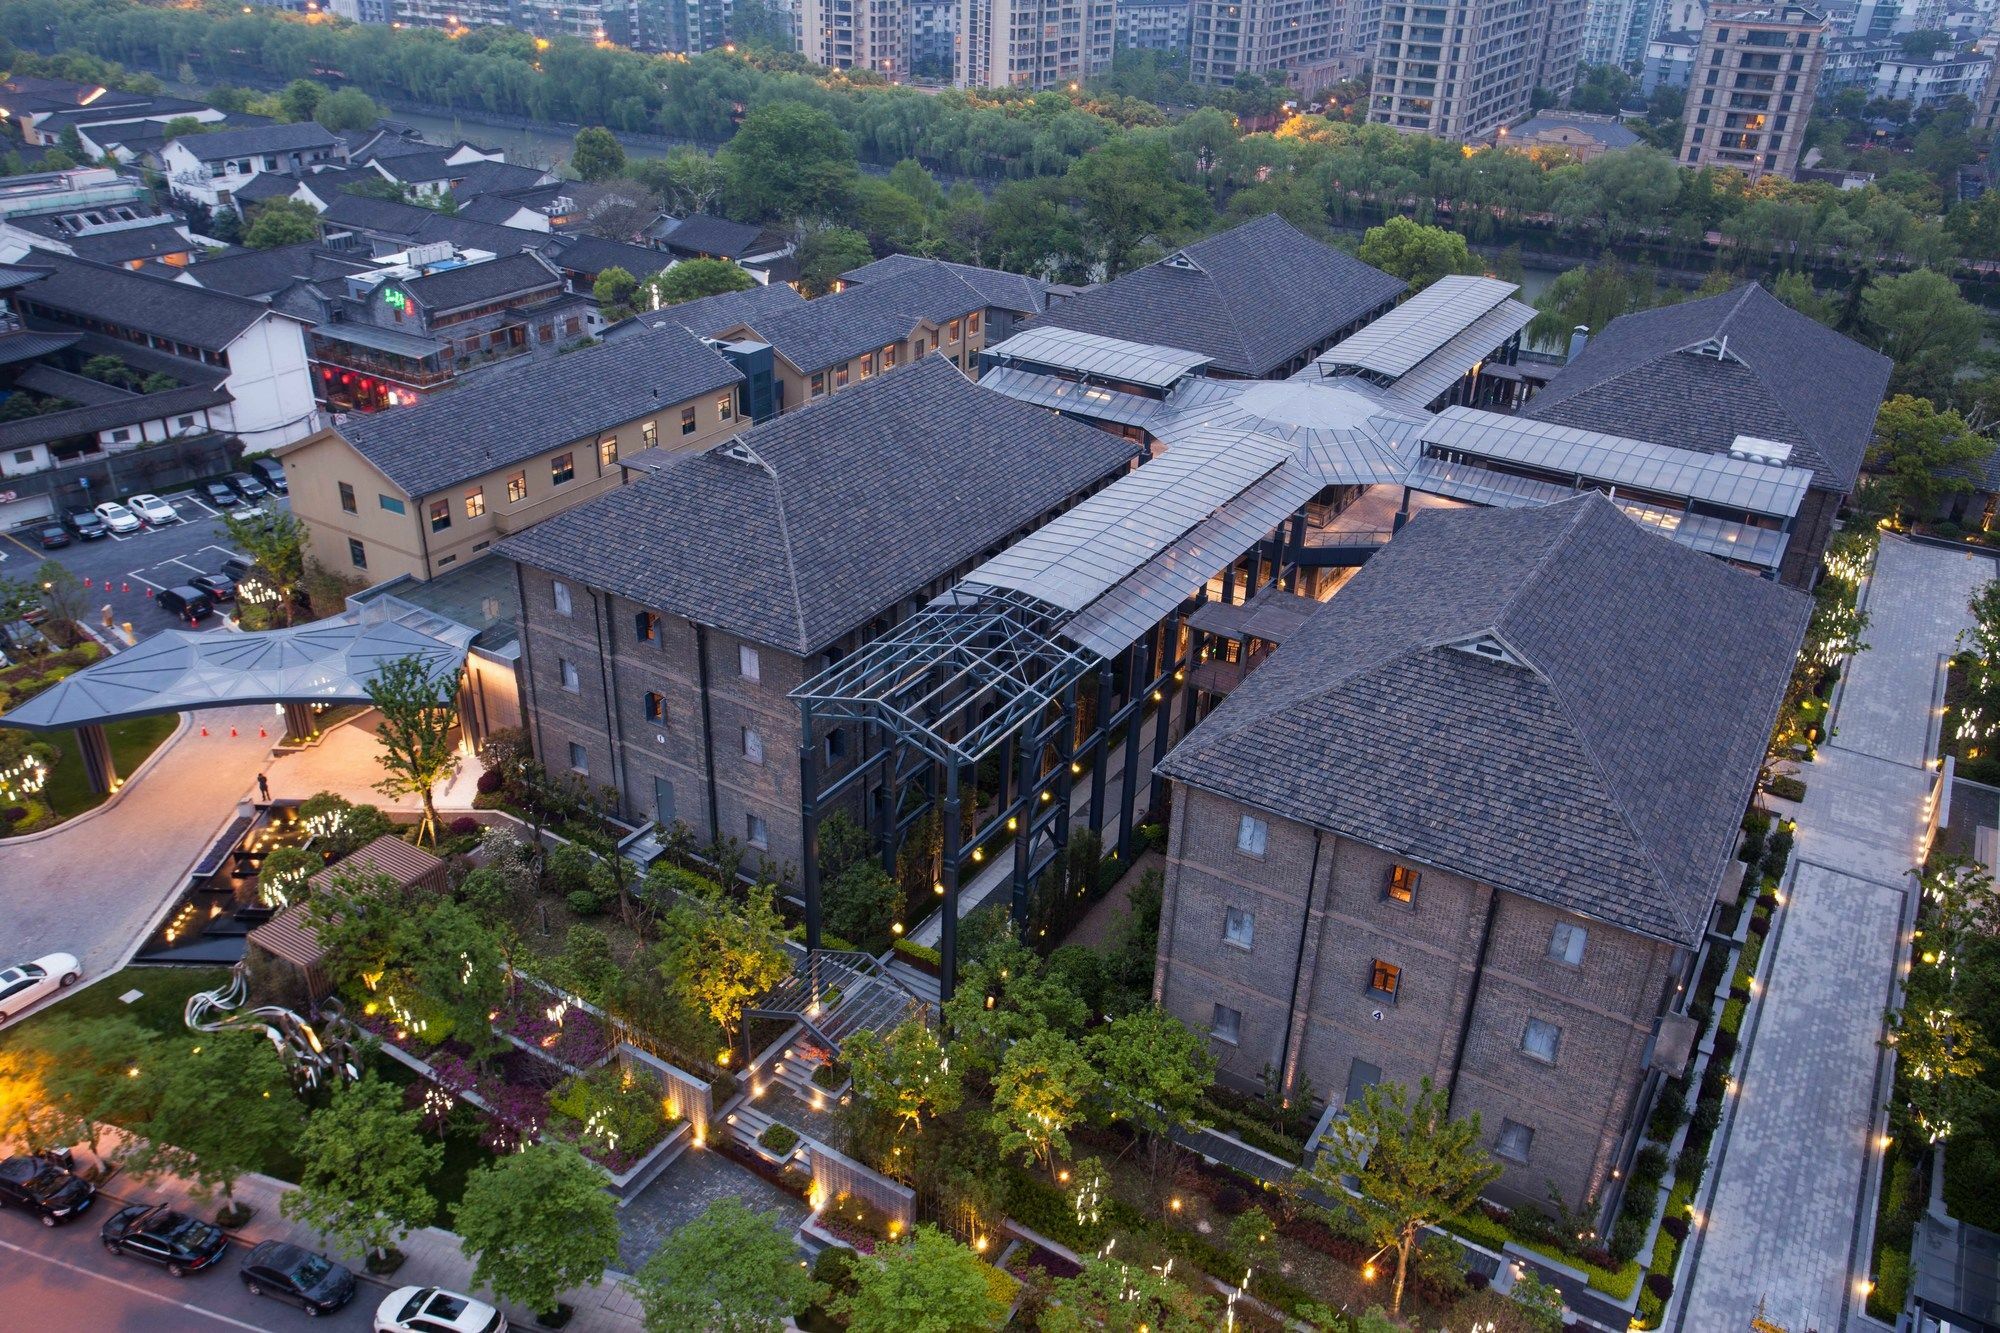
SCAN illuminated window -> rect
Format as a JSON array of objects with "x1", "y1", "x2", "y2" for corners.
[
  {"x1": 810, "y1": 372, "x2": 826, "y2": 398},
  {"x1": 599, "y1": 436, "x2": 618, "y2": 467},
  {"x1": 947, "y1": 318, "x2": 962, "y2": 341},
  {"x1": 681, "y1": 405, "x2": 696, "y2": 436},
  {"x1": 859, "y1": 352, "x2": 875, "y2": 380},
  {"x1": 338, "y1": 481, "x2": 357, "y2": 514},
  {"x1": 641, "y1": 419, "x2": 657, "y2": 447},
  {"x1": 1369, "y1": 959, "x2": 1401, "y2": 1000},
  {"x1": 464, "y1": 487, "x2": 485, "y2": 519},
  {"x1": 429, "y1": 499, "x2": 451, "y2": 532},
  {"x1": 644, "y1": 690, "x2": 665, "y2": 723},
  {"x1": 1386, "y1": 864, "x2": 1419, "y2": 905},
  {"x1": 881, "y1": 343, "x2": 897, "y2": 369},
  {"x1": 968, "y1": 310, "x2": 982, "y2": 335},
  {"x1": 550, "y1": 452, "x2": 574, "y2": 485},
  {"x1": 717, "y1": 393, "x2": 734, "y2": 421},
  {"x1": 506, "y1": 471, "x2": 527, "y2": 503}
]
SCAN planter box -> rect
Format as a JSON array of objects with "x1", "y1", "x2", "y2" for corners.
[{"x1": 605, "y1": 1120, "x2": 690, "y2": 1205}]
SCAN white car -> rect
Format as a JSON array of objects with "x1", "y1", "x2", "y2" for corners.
[
  {"x1": 375, "y1": 1286, "x2": 506, "y2": 1333},
  {"x1": 127, "y1": 494, "x2": 178, "y2": 526},
  {"x1": 93, "y1": 501, "x2": 141, "y2": 534},
  {"x1": 229, "y1": 502, "x2": 266, "y2": 521},
  {"x1": 0, "y1": 952, "x2": 81, "y2": 1023}
]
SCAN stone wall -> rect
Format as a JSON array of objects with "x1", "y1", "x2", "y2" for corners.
[
  {"x1": 810, "y1": 1139, "x2": 915, "y2": 1232},
  {"x1": 618, "y1": 1042, "x2": 714, "y2": 1140}
]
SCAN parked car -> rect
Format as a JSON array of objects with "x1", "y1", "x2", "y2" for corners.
[
  {"x1": 250, "y1": 457, "x2": 288, "y2": 494},
  {"x1": 240, "y1": 1240, "x2": 356, "y2": 1317},
  {"x1": 156, "y1": 587, "x2": 214, "y2": 625},
  {"x1": 230, "y1": 502, "x2": 266, "y2": 521},
  {"x1": 0, "y1": 1151, "x2": 95, "y2": 1226},
  {"x1": 374, "y1": 1286, "x2": 506, "y2": 1333},
  {"x1": 127, "y1": 494, "x2": 177, "y2": 526},
  {"x1": 92, "y1": 501, "x2": 140, "y2": 534},
  {"x1": 204, "y1": 481, "x2": 240, "y2": 509},
  {"x1": 228, "y1": 471, "x2": 269, "y2": 499},
  {"x1": 37, "y1": 525, "x2": 70, "y2": 549},
  {"x1": 67, "y1": 510, "x2": 108, "y2": 540},
  {"x1": 100, "y1": 1203, "x2": 227, "y2": 1276},
  {"x1": 190, "y1": 574, "x2": 235, "y2": 602},
  {"x1": 0, "y1": 952, "x2": 81, "y2": 1023},
  {"x1": 220, "y1": 556, "x2": 253, "y2": 582}
]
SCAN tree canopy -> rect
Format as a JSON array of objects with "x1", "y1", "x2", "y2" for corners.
[
  {"x1": 1356, "y1": 216, "x2": 1481, "y2": 290},
  {"x1": 455, "y1": 1142, "x2": 621, "y2": 1319},
  {"x1": 281, "y1": 1075, "x2": 441, "y2": 1263},
  {"x1": 642, "y1": 257, "x2": 755, "y2": 307},
  {"x1": 830, "y1": 1225, "x2": 1011, "y2": 1333},
  {"x1": 243, "y1": 198, "x2": 322, "y2": 249},
  {"x1": 572, "y1": 125, "x2": 627, "y2": 182},
  {"x1": 634, "y1": 1196, "x2": 820, "y2": 1333}
]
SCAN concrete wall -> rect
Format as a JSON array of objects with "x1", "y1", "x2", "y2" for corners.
[
  {"x1": 618, "y1": 1043, "x2": 714, "y2": 1140},
  {"x1": 217, "y1": 314, "x2": 318, "y2": 450}
]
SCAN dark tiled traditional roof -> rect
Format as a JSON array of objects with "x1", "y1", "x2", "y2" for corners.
[
  {"x1": 1521, "y1": 283, "x2": 1892, "y2": 493},
  {"x1": 11, "y1": 253, "x2": 283, "y2": 351},
  {"x1": 175, "y1": 121, "x2": 341, "y2": 162},
  {"x1": 455, "y1": 193, "x2": 542, "y2": 224},
  {"x1": 402, "y1": 252, "x2": 561, "y2": 314},
  {"x1": 450, "y1": 160, "x2": 553, "y2": 199},
  {"x1": 8, "y1": 214, "x2": 191, "y2": 265},
  {"x1": 317, "y1": 193, "x2": 437, "y2": 239},
  {"x1": 329, "y1": 320, "x2": 742, "y2": 496},
  {"x1": 623, "y1": 279, "x2": 805, "y2": 339},
  {"x1": 737, "y1": 266, "x2": 985, "y2": 374},
  {"x1": 183, "y1": 243, "x2": 370, "y2": 299},
  {"x1": 840, "y1": 253, "x2": 1050, "y2": 315},
  {"x1": 659, "y1": 213, "x2": 772, "y2": 258},
  {"x1": 0, "y1": 382, "x2": 231, "y2": 450},
  {"x1": 231, "y1": 171, "x2": 304, "y2": 206},
  {"x1": 1037, "y1": 214, "x2": 1405, "y2": 377},
  {"x1": 498, "y1": 356, "x2": 1139, "y2": 654},
  {"x1": 1159, "y1": 494, "x2": 1809, "y2": 946},
  {"x1": 545, "y1": 234, "x2": 674, "y2": 281}
]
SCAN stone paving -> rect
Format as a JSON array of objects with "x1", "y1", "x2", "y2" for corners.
[
  {"x1": 613, "y1": 1142, "x2": 809, "y2": 1274},
  {"x1": 1675, "y1": 536, "x2": 1994, "y2": 1333}
]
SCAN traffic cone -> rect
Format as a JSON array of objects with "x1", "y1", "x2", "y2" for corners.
[
  {"x1": 83, "y1": 577, "x2": 92, "y2": 589},
  {"x1": 121, "y1": 583, "x2": 129, "y2": 594},
  {"x1": 258, "y1": 727, "x2": 267, "y2": 739},
  {"x1": 229, "y1": 726, "x2": 238, "y2": 738},
  {"x1": 200, "y1": 726, "x2": 209, "y2": 737},
  {"x1": 145, "y1": 587, "x2": 154, "y2": 599}
]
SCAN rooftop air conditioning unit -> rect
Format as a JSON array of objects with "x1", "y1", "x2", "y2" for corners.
[
  {"x1": 1727, "y1": 435, "x2": 1793, "y2": 467},
  {"x1": 404, "y1": 240, "x2": 454, "y2": 268}
]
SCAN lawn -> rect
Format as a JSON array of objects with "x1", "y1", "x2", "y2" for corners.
[{"x1": 10, "y1": 714, "x2": 180, "y2": 834}]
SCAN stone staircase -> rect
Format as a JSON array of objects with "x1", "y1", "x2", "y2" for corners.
[
  {"x1": 884, "y1": 956, "x2": 942, "y2": 1007},
  {"x1": 748, "y1": 949, "x2": 932, "y2": 1054}
]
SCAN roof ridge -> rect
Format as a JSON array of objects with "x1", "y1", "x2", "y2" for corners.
[{"x1": 759, "y1": 419, "x2": 813, "y2": 656}]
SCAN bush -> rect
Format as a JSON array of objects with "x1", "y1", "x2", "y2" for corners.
[
  {"x1": 892, "y1": 936, "x2": 941, "y2": 970},
  {"x1": 1632, "y1": 1144, "x2": 1669, "y2": 1187},
  {"x1": 812, "y1": 1060, "x2": 847, "y2": 1090},
  {"x1": 1762, "y1": 826, "x2": 1794, "y2": 880},
  {"x1": 759, "y1": 1122, "x2": 800, "y2": 1155},
  {"x1": 449, "y1": 816, "x2": 479, "y2": 837},
  {"x1": 1662, "y1": 1215, "x2": 1688, "y2": 1242},
  {"x1": 476, "y1": 768, "x2": 504, "y2": 795},
  {"x1": 566, "y1": 888, "x2": 605, "y2": 916},
  {"x1": 1749, "y1": 914, "x2": 1772, "y2": 937},
  {"x1": 546, "y1": 842, "x2": 597, "y2": 898},
  {"x1": 824, "y1": 861, "x2": 900, "y2": 944},
  {"x1": 1213, "y1": 1185, "x2": 1250, "y2": 1216},
  {"x1": 1764, "y1": 775, "x2": 1807, "y2": 802},
  {"x1": 1646, "y1": 1272, "x2": 1674, "y2": 1300},
  {"x1": 1609, "y1": 1211, "x2": 1647, "y2": 1265}
]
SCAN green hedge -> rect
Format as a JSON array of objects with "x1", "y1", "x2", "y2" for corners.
[
  {"x1": 892, "y1": 936, "x2": 940, "y2": 968},
  {"x1": 1196, "y1": 1095, "x2": 1305, "y2": 1162},
  {"x1": 759, "y1": 1122, "x2": 800, "y2": 1156}
]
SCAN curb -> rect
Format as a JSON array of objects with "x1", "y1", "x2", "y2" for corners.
[{"x1": 0, "y1": 712, "x2": 191, "y2": 847}]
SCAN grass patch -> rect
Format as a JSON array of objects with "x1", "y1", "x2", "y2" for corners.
[
  {"x1": 15, "y1": 714, "x2": 179, "y2": 832},
  {"x1": 0, "y1": 965, "x2": 231, "y2": 1048}
]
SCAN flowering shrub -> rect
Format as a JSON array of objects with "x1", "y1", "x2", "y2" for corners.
[{"x1": 498, "y1": 982, "x2": 612, "y2": 1069}]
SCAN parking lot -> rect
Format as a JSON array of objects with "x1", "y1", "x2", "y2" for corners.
[{"x1": 0, "y1": 489, "x2": 287, "y2": 641}]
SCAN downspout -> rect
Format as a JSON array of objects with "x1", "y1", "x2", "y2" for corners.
[
  {"x1": 512, "y1": 562, "x2": 543, "y2": 763},
  {"x1": 592, "y1": 591, "x2": 627, "y2": 815},
  {"x1": 1445, "y1": 887, "x2": 1502, "y2": 1114},
  {"x1": 693, "y1": 622, "x2": 721, "y2": 846},
  {"x1": 416, "y1": 496, "x2": 431, "y2": 578},
  {"x1": 1276, "y1": 829, "x2": 1326, "y2": 1101}
]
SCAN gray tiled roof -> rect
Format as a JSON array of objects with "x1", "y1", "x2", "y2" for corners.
[
  {"x1": 0, "y1": 382, "x2": 231, "y2": 450},
  {"x1": 1512, "y1": 113, "x2": 1642, "y2": 148},
  {"x1": 1158, "y1": 493, "x2": 1809, "y2": 946},
  {"x1": 183, "y1": 243, "x2": 370, "y2": 300},
  {"x1": 317, "y1": 193, "x2": 437, "y2": 238},
  {"x1": 177, "y1": 121, "x2": 340, "y2": 161},
  {"x1": 402, "y1": 252, "x2": 561, "y2": 314},
  {"x1": 497, "y1": 355, "x2": 1140, "y2": 654},
  {"x1": 736, "y1": 266, "x2": 985, "y2": 374},
  {"x1": 545, "y1": 234, "x2": 675, "y2": 281},
  {"x1": 329, "y1": 320, "x2": 742, "y2": 497},
  {"x1": 840, "y1": 253, "x2": 1051, "y2": 316},
  {"x1": 1521, "y1": 283, "x2": 1891, "y2": 493},
  {"x1": 622, "y1": 280, "x2": 805, "y2": 340},
  {"x1": 1037, "y1": 214, "x2": 1405, "y2": 378},
  {"x1": 11, "y1": 252, "x2": 284, "y2": 351},
  {"x1": 659, "y1": 213, "x2": 770, "y2": 258},
  {"x1": 450, "y1": 160, "x2": 554, "y2": 199}
]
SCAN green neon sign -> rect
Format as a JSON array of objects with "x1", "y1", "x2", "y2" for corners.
[{"x1": 383, "y1": 286, "x2": 408, "y2": 312}]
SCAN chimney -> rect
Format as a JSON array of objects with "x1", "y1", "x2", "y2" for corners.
[{"x1": 1566, "y1": 326, "x2": 1590, "y2": 362}]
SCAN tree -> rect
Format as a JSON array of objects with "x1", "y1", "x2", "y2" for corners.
[
  {"x1": 1356, "y1": 216, "x2": 1481, "y2": 291},
  {"x1": 798, "y1": 227, "x2": 876, "y2": 297},
  {"x1": 1867, "y1": 393, "x2": 1993, "y2": 522},
  {"x1": 281, "y1": 1076, "x2": 441, "y2": 1267},
  {"x1": 1063, "y1": 136, "x2": 1208, "y2": 279},
  {"x1": 278, "y1": 78, "x2": 327, "y2": 123},
  {"x1": 1771, "y1": 270, "x2": 1836, "y2": 326},
  {"x1": 729, "y1": 0, "x2": 795, "y2": 49},
  {"x1": 942, "y1": 929, "x2": 1088, "y2": 1082},
  {"x1": 631, "y1": 148, "x2": 725, "y2": 217},
  {"x1": 206, "y1": 205, "x2": 242, "y2": 245},
  {"x1": 218, "y1": 506, "x2": 307, "y2": 628},
  {"x1": 1863, "y1": 268, "x2": 1985, "y2": 401},
  {"x1": 455, "y1": 1143, "x2": 620, "y2": 1321},
  {"x1": 590, "y1": 265, "x2": 640, "y2": 323},
  {"x1": 634, "y1": 1196, "x2": 820, "y2": 1333},
  {"x1": 831, "y1": 1225, "x2": 1009, "y2": 1333},
  {"x1": 1084, "y1": 1007, "x2": 1213, "y2": 1205},
  {"x1": 315, "y1": 87, "x2": 383, "y2": 133},
  {"x1": 572, "y1": 126, "x2": 627, "y2": 182},
  {"x1": 126, "y1": 1030, "x2": 304, "y2": 1221},
  {"x1": 365, "y1": 653, "x2": 463, "y2": 843},
  {"x1": 1299, "y1": 1077, "x2": 1500, "y2": 1316},
  {"x1": 825, "y1": 860, "x2": 900, "y2": 943},
  {"x1": 34, "y1": 559, "x2": 88, "y2": 631},
  {"x1": 719, "y1": 103, "x2": 860, "y2": 222},
  {"x1": 990, "y1": 1028, "x2": 1093, "y2": 1176},
  {"x1": 1037, "y1": 1253, "x2": 1218, "y2": 1333},
  {"x1": 656, "y1": 878, "x2": 791, "y2": 1045},
  {"x1": 642, "y1": 258, "x2": 755, "y2": 308},
  {"x1": 243, "y1": 198, "x2": 322, "y2": 249},
  {"x1": 845, "y1": 1018, "x2": 962, "y2": 1136},
  {"x1": 0, "y1": 1014, "x2": 162, "y2": 1156}
]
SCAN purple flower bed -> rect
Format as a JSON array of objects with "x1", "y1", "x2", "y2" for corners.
[
  {"x1": 1006, "y1": 1242, "x2": 1083, "y2": 1281},
  {"x1": 498, "y1": 983, "x2": 612, "y2": 1069},
  {"x1": 818, "y1": 1213, "x2": 879, "y2": 1255}
]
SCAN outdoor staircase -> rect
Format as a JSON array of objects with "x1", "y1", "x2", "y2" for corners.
[
  {"x1": 748, "y1": 949, "x2": 929, "y2": 1054},
  {"x1": 884, "y1": 956, "x2": 942, "y2": 1008}
]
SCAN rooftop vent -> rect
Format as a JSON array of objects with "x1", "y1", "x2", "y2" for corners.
[
  {"x1": 1448, "y1": 633, "x2": 1521, "y2": 666},
  {"x1": 404, "y1": 240, "x2": 454, "y2": 268},
  {"x1": 1728, "y1": 435, "x2": 1793, "y2": 466}
]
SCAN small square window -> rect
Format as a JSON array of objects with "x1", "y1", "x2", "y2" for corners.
[
  {"x1": 560, "y1": 658, "x2": 581, "y2": 692},
  {"x1": 1211, "y1": 1003, "x2": 1242, "y2": 1045},
  {"x1": 717, "y1": 393, "x2": 734, "y2": 421},
  {"x1": 507, "y1": 471, "x2": 527, "y2": 503},
  {"x1": 552, "y1": 581, "x2": 573, "y2": 616},
  {"x1": 1496, "y1": 1119, "x2": 1534, "y2": 1164},
  {"x1": 739, "y1": 644, "x2": 760, "y2": 681},
  {"x1": 746, "y1": 813, "x2": 769, "y2": 848},
  {"x1": 644, "y1": 690, "x2": 665, "y2": 723},
  {"x1": 1236, "y1": 814, "x2": 1267, "y2": 857},
  {"x1": 636, "y1": 611, "x2": 659, "y2": 642},
  {"x1": 599, "y1": 436, "x2": 618, "y2": 467},
  {"x1": 550, "y1": 452, "x2": 574, "y2": 485},
  {"x1": 1369, "y1": 959, "x2": 1401, "y2": 1000},
  {"x1": 347, "y1": 537, "x2": 367, "y2": 569},
  {"x1": 1224, "y1": 906, "x2": 1254, "y2": 950},
  {"x1": 429, "y1": 498, "x2": 451, "y2": 532},
  {"x1": 1550, "y1": 921, "x2": 1588, "y2": 966},
  {"x1": 464, "y1": 487, "x2": 485, "y2": 518},
  {"x1": 641, "y1": 419, "x2": 658, "y2": 447},
  {"x1": 743, "y1": 727, "x2": 764, "y2": 765},
  {"x1": 810, "y1": 372, "x2": 826, "y2": 398},
  {"x1": 338, "y1": 481, "x2": 357, "y2": 514},
  {"x1": 1386, "y1": 864, "x2": 1419, "y2": 905},
  {"x1": 1522, "y1": 1018, "x2": 1562, "y2": 1064},
  {"x1": 568, "y1": 742, "x2": 588, "y2": 775},
  {"x1": 681, "y1": 405, "x2": 697, "y2": 436}
]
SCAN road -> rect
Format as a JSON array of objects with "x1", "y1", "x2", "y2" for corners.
[{"x1": 0, "y1": 1224, "x2": 379, "y2": 1332}]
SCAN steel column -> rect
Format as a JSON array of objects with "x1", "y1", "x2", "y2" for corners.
[
  {"x1": 282, "y1": 701, "x2": 315, "y2": 742},
  {"x1": 76, "y1": 722, "x2": 115, "y2": 795},
  {"x1": 799, "y1": 697, "x2": 822, "y2": 954},
  {"x1": 940, "y1": 762, "x2": 962, "y2": 1005}
]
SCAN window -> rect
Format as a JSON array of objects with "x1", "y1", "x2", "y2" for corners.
[
  {"x1": 1386, "y1": 864, "x2": 1419, "y2": 905},
  {"x1": 568, "y1": 742, "x2": 588, "y2": 774},
  {"x1": 834, "y1": 364, "x2": 850, "y2": 389},
  {"x1": 947, "y1": 318, "x2": 962, "y2": 342},
  {"x1": 746, "y1": 813, "x2": 769, "y2": 848},
  {"x1": 826, "y1": 728, "x2": 848, "y2": 762},
  {"x1": 599, "y1": 436, "x2": 618, "y2": 467},
  {"x1": 743, "y1": 727, "x2": 764, "y2": 765},
  {"x1": 914, "y1": 337, "x2": 927, "y2": 358},
  {"x1": 1223, "y1": 906, "x2": 1254, "y2": 950},
  {"x1": 881, "y1": 343, "x2": 897, "y2": 369},
  {"x1": 377, "y1": 493, "x2": 406, "y2": 516},
  {"x1": 552, "y1": 581, "x2": 573, "y2": 616},
  {"x1": 176, "y1": 415, "x2": 195, "y2": 429},
  {"x1": 464, "y1": 487, "x2": 485, "y2": 519},
  {"x1": 644, "y1": 690, "x2": 665, "y2": 723},
  {"x1": 10, "y1": 449, "x2": 30, "y2": 464},
  {"x1": 347, "y1": 538, "x2": 367, "y2": 569},
  {"x1": 717, "y1": 393, "x2": 734, "y2": 421},
  {"x1": 338, "y1": 482, "x2": 357, "y2": 514},
  {"x1": 1368, "y1": 959, "x2": 1401, "y2": 1000},
  {"x1": 560, "y1": 658, "x2": 581, "y2": 692},
  {"x1": 810, "y1": 372, "x2": 826, "y2": 398},
  {"x1": 635, "y1": 611, "x2": 659, "y2": 642},
  {"x1": 1211, "y1": 1003, "x2": 1242, "y2": 1045},
  {"x1": 739, "y1": 644, "x2": 760, "y2": 681},
  {"x1": 1345, "y1": 1058, "x2": 1382, "y2": 1106},
  {"x1": 1522, "y1": 1018, "x2": 1562, "y2": 1064},
  {"x1": 1496, "y1": 1119, "x2": 1534, "y2": 1164},
  {"x1": 1549, "y1": 921, "x2": 1588, "y2": 966},
  {"x1": 564, "y1": 316, "x2": 582, "y2": 336},
  {"x1": 507, "y1": 471, "x2": 527, "y2": 503},
  {"x1": 641, "y1": 419, "x2": 657, "y2": 447},
  {"x1": 968, "y1": 311, "x2": 982, "y2": 336},
  {"x1": 429, "y1": 499, "x2": 451, "y2": 532},
  {"x1": 550, "y1": 452, "x2": 574, "y2": 485},
  {"x1": 681, "y1": 405, "x2": 697, "y2": 436},
  {"x1": 859, "y1": 352, "x2": 875, "y2": 380},
  {"x1": 1236, "y1": 814, "x2": 1267, "y2": 857}
]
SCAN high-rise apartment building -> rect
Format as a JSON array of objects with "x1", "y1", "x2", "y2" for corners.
[
  {"x1": 1369, "y1": 0, "x2": 1587, "y2": 140},
  {"x1": 1187, "y1": 0, "x2": 1335, "y2": 85},
  {"x1": 1582, "y1": 0, "x2": 1666, "y2": 64},
  {"x1": 1678, "y1": 2, "x2": 1826, "y2": 179},
  {"x1": 957, "y1": 0, "x2": 1116, "y2": 88},
  {"x1": 800, "y1": 0, "x2": 910, "y2": 73},
  {"x1": 1117, "y1": 0, "x2": 1192, "y2": 52}
]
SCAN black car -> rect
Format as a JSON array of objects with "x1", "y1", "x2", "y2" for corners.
[
  {"x1": 156, "y1": 586, "x2": 215, "y2": 624},
  {"x1": 220, "y1": 556, "x2": 253, "y2": 582},
  {"x1": 228, "y1": 472, "x2": 269, "y2": 500},
  {"x1": 67, "y1": 510, "x2": 109, "y2": 540},
  {"x1": 190, "y1": 573, "x2": 235, "y2": 602},
  {"x1": 37, "y1": 525, "x2": 71, "y2": 549},
  {"x1": 250, "y1": 458, "x2": 288, "y2": 494},
  {"x1": 100, "y1": 1203, "x2": 227, "y2": 1276},
  {"x1": 204, "y1": 481, "x2": 240, "y2": 509},
  {"x1": 240, "y1": 1240, "x2": 356, "y2": 1317},
  {"x1": 0, "y1": 1153, "x2": 94, "y2": 1226}
]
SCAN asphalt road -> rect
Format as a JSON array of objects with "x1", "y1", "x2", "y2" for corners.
[
  {"x1": 0, "y1": 488, "x2": 287, "y2": 642},
  {"x1": 0, "y1": 1222, "x2": 380, "y2": 1332}
]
